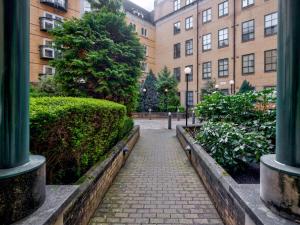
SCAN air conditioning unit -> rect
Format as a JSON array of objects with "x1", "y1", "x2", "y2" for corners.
[
  {"x1": 41, "y1": 18, "x2": 54, "y2": 31},
  {"x1": 41, "y1": 47, "x2": 55, "y2": 59}
]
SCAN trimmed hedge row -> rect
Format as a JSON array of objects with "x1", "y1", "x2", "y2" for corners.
[{"x1": 30, "y1": 97, "x2": 133, "y2": 184}]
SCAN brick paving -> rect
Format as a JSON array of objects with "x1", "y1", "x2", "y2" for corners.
[{"x1": 89, "y1": 127, "x2": 223, "y2": 225}]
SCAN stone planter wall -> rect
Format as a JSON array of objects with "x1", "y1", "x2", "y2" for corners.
[{"x1": 176, "y1": 125, "x2": 297, "y2": 225}]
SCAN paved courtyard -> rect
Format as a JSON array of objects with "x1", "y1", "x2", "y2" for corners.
[{"x1": 89, "y1": 121, "x2": 223, "y2": 225}]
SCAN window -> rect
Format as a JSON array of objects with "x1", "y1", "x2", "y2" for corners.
[
  {"x1": 142, "y1": 62, "x2": 148, "y2": 72},
  {"x1": 242, "y1": 20, "x2": 255, "y2": 42},
  {"x1": 242, "y1": 54, "x2": 255, "y2": 74},
  {"x1": 141, "y1": 27, "x2": 148, "y2": 37},
  {"x1": 174, "y1": 67, "x2": 181, "y2": 81},
  {"x1": 218, "y1": 28, "x2": 229, "y2": 48},
  {"x1": 202, "y1": 8, "x2": 212, "y2": 23},
  {"x1": 242, "y1": 0, "x2": 254, "y2": 8},
  {"x1": 218, "y1": 58, "x2": 229, "y2": 77},
  {"x1": 174, "y1": 0, "x2": 180, "y2": 11},
  {"x1": 202, "y1": 34, "x2": 212, "y2": 51},
  {"x1": 265, "y1": 49, "x2": 277, "y2": 72},
  {"x1": 187, "y1": 91, "x2": 194, "y2": 107},
  {"x1": 202, "y1": 62, "x2": 212, "y2": 79},
  {"x1": 185, "y1": 16, "x2": 193, "y2": 30},
  {"x1": 143, "y1": 45, "x2": 148, "y2": 56},
  {"x1": 186, "y1": 0, "x2": 194, "y2": 5},
  {"x1": 41, "y1": 12, "x2": 63, "y2": 31},
  {"x1": 219, "y1": 1, "x2": 229, "y2": 17},
  {"x1": 174, "y1": 21, "x2": 181, "y2": 34},
  {"x1": 174, "y1": 43, "x2": 181, "y2": 58},
  {"x1": 185, "y1": 39, "x2": 193, "y2": 55},
  {"x1": 185, "y1": 65, "x2": 193, "y2": 81},
  {"x1": 265, "y1": 12, "x2": 278, "y2": 36}
]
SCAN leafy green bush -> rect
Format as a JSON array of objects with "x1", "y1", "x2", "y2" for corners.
[
  {"x1": 196, "y1": 122, "x2": 273, "y2": 170},
  {"x1": 30, "y1": 97, "x2": 132, "y2": 184},
  {"x1": 195, "y1": 89, "x2": 276, "y2": 170}
]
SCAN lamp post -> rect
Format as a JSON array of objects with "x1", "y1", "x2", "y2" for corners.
[
  {"x1": 184, "y1": 67, "x2": 192, "y2": 127},
  {"x1": 229, "y1": 80, "x2": 235, "y2": 95},
  {"x1": 0, "y1": 1, "x2": 46, "y2": 223},
  {"x1": 164, "y1": 88, "x2": 168, "y2": 112},
  {"x1": 215, "y1": 84, "x2": 220, "y2": 90},
  {"x1": 260, "y1": 0, "x2": 300, "y2": 221},
  {"x1": 142, "y1": 88, "x2": 147, "y2": 112}
]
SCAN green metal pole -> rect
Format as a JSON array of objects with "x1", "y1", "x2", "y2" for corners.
[
  {"x1": 276, "y1": 0, "x2": 300, "y2": 167},
  {"x1": 0, "y1": 0, "x2": 30, "y2": 169}
]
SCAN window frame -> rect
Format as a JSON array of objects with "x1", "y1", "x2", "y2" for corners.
[
  {"x1": 173, "y1": 21, "x2": 181, "y2": 35},
  {"x1": 265, "y1": 12, "x2": 278, "y2": 37},
  {"x1": 218, "y1": 0, "x2": 229, "y2": 17},
  {"x1": 173, "y1": 67, "x2": 181, "y2": 81},
  {"x1": 242, "y1": 53, "x2": 255, "y2": 75},
  {"x1": 264, "y1": 49, "x2": 277, "y2": 72},
  {"x1": 242, "y1": 0, "x2": 255, "y2": 9},
  {"x1": 218, "y1": 58, "x2": 229, "y2": 78},
  {"x1": 202, "y1": 61, "x2": 212, "y2": 80},
  {"x1": 202, "y1": 33, "x2": 212, "y2": 52},
  {"x1": 173, "y1": 43, "x2": 181, "y2": 59},
  {"x1": 202, "y1": 8, "x2": 212, "y2": 24},
  {"x1": 185, "y1": 39, "x2": 193, "y2": 56},
  {"x1": 174, "y1": 0, "x2": 181, "y2": 11},
  {"x1": 218, "y1": 28, "x2": 229, "y2": 48},
  {"x1": 242, "y1": 19, "x2": 255, "y2": 42},
  {"x1": 185, "y1": 16, "x2": 193, "y2": 30},
  {"x1": 187, "y1": 91, "x2": 194, "y2": 107}
]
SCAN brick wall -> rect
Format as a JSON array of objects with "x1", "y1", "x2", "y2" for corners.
[{"x1": 63, "y1": 126, "x2": 140, "y2": 225}]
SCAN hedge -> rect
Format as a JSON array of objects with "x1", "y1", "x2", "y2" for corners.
[{"x1": 30, "y1": 97, "x2": 133, "y2": 184}]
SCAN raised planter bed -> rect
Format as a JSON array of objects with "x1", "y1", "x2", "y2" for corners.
[
  {"x1": 15, "y1": 126, "x2": 140, "y2": 225},
  {"x1": 176, "y1": 125, "x2": 297, "y2": 225}
]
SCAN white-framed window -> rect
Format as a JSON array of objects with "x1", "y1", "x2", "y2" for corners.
[
  {"x1": 202, "y1": 8, "x2": 212, "y2": 23},
  {"x1": 265, "y1": 12, "x2": 278, "y2": 36},
  {"x1": 185, "y1": 16, "x2": 193, "y2": 30},
  {"x1": 202, "y1": 33, "x2": 212, "y2": 51},
  {"x1": 84, "y1": 0, "x2": 92, "y2": 12},
  {"x1": 43, "y1": 65, "x2": 56, "y2": 75},
  {"x1": 219, "y1": 1, "x2": 229, "y2": 17},
  {"x1": 186, "y1": 0, "x2": 194, "y2": 5},
  {"x1": 218, "y1": 28, "x2": 229, "y2": 48},
  {"x1": 41, "y1": 39, "x2": 55, "y2": 59},
  {"x1": 242, "y1": 0, "x2": 254, "y2": 8},
  {"x1": 174, "y1": 0, "x2": 180, "y2": 11}
]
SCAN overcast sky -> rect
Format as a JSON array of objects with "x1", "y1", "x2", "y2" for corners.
[{"x1": 130, "y1": 0, "x2": 154, "y2": 11}]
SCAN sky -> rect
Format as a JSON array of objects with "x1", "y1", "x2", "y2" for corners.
[{"x1": 130, "y1": 0, "x2": 154, "y2": 11}]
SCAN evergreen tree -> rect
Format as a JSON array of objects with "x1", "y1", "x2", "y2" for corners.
[
  {"x1": 239, "y1": 80, "x2": 255, "y2": 93},
  {"x1": 50, "y1": 9, "x2": 145, "y2": 113},
  {"x1": 156, "y1": 66, "x2": 180, "y2": 111},
  {"x1": 87, "y1": 0, "x2": 122, "y2": 12},
  {"x1": 140, "y1": 70, "x2": 159, "y2": 112}
]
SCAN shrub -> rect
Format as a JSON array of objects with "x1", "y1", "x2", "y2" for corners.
[
  {"x1": 30, "y1": 97, "x2": 131, "y2": 184},
  {"x1": 196, "y1": 122, "x2": 273, "y2": 170}
]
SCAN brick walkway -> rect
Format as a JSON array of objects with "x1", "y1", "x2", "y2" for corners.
[{"x1": 89, "y1": 128, "x2": 223, "y2": 225}]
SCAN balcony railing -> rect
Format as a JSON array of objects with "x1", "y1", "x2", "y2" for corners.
[
  {"x1": 39, "y1": 45, "x2": 56, "y2": 59},
  {"x1": 40, "y1": 0, "x2": 68, "y2": 11},
  {"x1": 39, "y1": 17, "x2": 62, "y2": 32}
]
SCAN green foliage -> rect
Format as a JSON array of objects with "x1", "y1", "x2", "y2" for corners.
[
  {"x1": 201, "y1": 79, "x2": 218, "y2": 98},
  {"x1": 140, "y1": 70, "x2": 159, "y2": 112},
  {"x1": 239, "y1": 80, "x2": 255, "y2": 93},
  {"x1": 30, "y1": 76, "x2": 64, "y2": 97},
  {"x1": 196, "y1": 122, "x2": 273, "y2": 170},
  {"x1": 156, "y1": 66, "x2": 180, "y2": 111},
  {"x1": 30, "y1": 97, "x2": 133, "y2": 184},
  {"x1": 195, "y1": 89, "x2": 276, "y2": 170},
  {"x1": 87, "y1": 0, "x2": 121, "y2": 12},
  {"x1": 50, "y1": 9, "x2": 144, "y2": 114}
]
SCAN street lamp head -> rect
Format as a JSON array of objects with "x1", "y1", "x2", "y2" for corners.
[
  {"x1": 143, "y1": 88, "x2": 147, "y2": 93},
  {"x1": 229, "y1": 80, "x2": 235, "y2": 85},
  {"x1": 215, "y1": 84, "x2": 220, "y2": 89},
  {"x1": 165, "y1": 88, "x2": 168, "y2": 93},
  {"x1": 184, "y1": 67, "x2": 192, "y2": 75}
]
